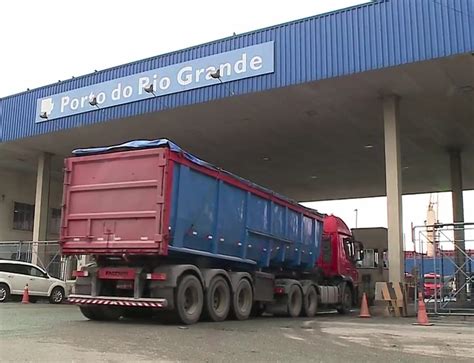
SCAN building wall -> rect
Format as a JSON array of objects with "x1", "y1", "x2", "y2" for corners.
[{"x1": 0, "y1": 168, "x2": 63, "y2": 241}]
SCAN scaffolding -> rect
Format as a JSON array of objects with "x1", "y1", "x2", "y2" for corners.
[{"x1": 411, "y1": 222, "x2": 474, "y2": 315}]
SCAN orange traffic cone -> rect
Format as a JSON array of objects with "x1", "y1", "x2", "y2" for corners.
[
  {"x1": 21, "y1": 284, "x2": 30, "y2": 304},
  {"x1": 359, "y1": 292, "x2": 371, "y2": 318},
  {"x1": 413, "y1": 292, "x2": 433, "y2": 326}
]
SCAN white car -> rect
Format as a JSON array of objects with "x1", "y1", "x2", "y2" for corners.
[{"x1": 0, "y1": 259, "x2": 66, "y2": 304}]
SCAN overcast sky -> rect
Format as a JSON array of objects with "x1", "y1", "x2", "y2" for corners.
[{"x1": 1, "y1": 0, "x2": 472, "y2": 249}]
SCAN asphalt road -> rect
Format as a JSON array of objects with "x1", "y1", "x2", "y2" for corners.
[{"x1": 0, "y1": 303, "x2": 472, "y2": 362}]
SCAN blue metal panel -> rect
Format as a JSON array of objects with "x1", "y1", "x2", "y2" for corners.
[
  {"x1": 1, "y1": 0, "x2": 473, "y2": 142},
  {"x1": 405, "y1": 257, "x2": 474, "y2": 277},
  {"x1": 0, "y1": 99, "x2": 3, "y2": 141},
  {"x1": 169, "y1": 161, "x2": 322, "y2": 269}
]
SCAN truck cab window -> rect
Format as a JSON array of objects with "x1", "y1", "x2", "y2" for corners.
[{"x1": 343, "y1": 237, "x2": 355, "y2": 260}]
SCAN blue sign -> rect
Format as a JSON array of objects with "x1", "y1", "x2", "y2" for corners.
[{"x1": 36, "y1": 42, "x2": 274, "y2": 122}]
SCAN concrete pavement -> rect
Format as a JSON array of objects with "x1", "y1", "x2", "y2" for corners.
[{"x1": 0, "y1": 303, "x2": 472, "y2": 362}]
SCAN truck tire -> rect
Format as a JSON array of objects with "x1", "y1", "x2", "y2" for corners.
[
  {"x1": 79, "y1": 306, "x2": 122, "y2": 321},
  {"x1": 287, "y1": 284, "x2": 303, "y2": 317},
  {"x1": 123, "y1": 308, "x2": 153, "y2": 320},
  {"x1": 231, "y1": 278, "x2": 253, "y2": 320},
  {"x1": 175, "y1": 274, "x2": 203, "y2": 325},
  {"x1": 80, "y1": 306, "x2": 100, "y2": 320},
  {"x1": 251, "y1": 302, "x2": 265, "y2": 317},
  {"x1": 302, "y1": 285, "x2": 318, "y2": 317},
  {"x1": 204, "y1": 275, "x2": 231, "y2": 322},
  {"x1": 337, "y1": 283, "x2": 352, "y2": 314}
]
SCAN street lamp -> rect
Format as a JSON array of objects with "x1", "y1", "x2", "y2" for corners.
[{"x1": 354, "y1": 208, "x2": 358, "y2": 228}]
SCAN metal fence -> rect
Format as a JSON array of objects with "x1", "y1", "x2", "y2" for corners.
[
  {"x1": 0, "y1": 241, "x2": 77, "y2": 281},
  {"x1": 412, "y1": 222, "x2": 474, "y2": 315}
]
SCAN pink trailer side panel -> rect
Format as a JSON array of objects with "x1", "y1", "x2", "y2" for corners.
[{"x1": 60, "y1": 149, "x2": 170, "y2": 255}]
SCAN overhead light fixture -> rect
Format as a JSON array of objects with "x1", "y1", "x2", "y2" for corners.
[
  {"x1": 89, "y1": 94, "x2": 99, "y2": 108},
  {"x1": 210, "y1": 69, "x2": 221, "y2": 81},
  {"x1": 364, "y1": 144, "x2": 374, "y2": 149},
  {"x1": 210, "y1": 67, "x2": 235, "y2": 96},
  {"x1": 144, "y1": 83, "x2": 157, "y2": 97},
  {"x1": 262, "y1": 157, "x2": 271, "y2": 161},
  {"x1": 310, "y1": 175, "x2": 318, "y2": 179},
  {"x1": 39, "y1": 112, "x2": 48, "y2": 119}
]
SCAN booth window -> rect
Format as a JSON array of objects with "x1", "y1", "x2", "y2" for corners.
[
  {"x1": 49, "y1": 208, "x2": 61, "y2": 234},
  {"x1": 382, "y1": 249, "x2": 389, "y2": 268},
  {"x1": 13, "y1": 202, "x2": 35, "y2": 231},
  {"x1": 360, "y1": 249, "x2": 375, "y2": 268}
]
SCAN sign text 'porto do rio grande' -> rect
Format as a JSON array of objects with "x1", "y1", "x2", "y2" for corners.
[{"x1": 36, "y1": 42, "x2": 274, "y2": 122}]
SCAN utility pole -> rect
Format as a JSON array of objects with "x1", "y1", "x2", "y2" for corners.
[{"x1": 354, "y1": 209, "x2": 358, "y2": 228}]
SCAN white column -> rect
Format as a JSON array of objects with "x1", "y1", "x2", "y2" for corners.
[
  {"x1": 450, "y1": 150, "x2": 466, "y2": 302},
  {"x1": 31, "y1": 152, "x2": 51, "y2": 266},
  {"x1": 383, "y1": 96, "x2": 404, "y2": 284}
]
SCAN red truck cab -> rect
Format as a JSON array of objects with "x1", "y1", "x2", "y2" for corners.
[
  {"x1": 423, "y1": 273, "x2": 442, "y2": 298},
  {"x1": 318, "y1": 215, "x2": 360, "y2": 300}
]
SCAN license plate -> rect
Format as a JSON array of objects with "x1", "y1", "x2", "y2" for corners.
[{"x1": 116, "y1": 281, "x2": 134, "y2": 290}]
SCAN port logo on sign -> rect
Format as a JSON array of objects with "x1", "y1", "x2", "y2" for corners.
[{"x1": 35, "y1": 42, "x2": 274, "y2": 122}]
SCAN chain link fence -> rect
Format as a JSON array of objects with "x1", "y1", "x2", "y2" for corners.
[
  {"x1": 0, "y1": 241, "x2": 78, "y2": 281},
  {"x1": 411, "y1": 222, "x2": 474, "y2": 315}
]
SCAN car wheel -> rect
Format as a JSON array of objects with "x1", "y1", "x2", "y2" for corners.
[
  {"x1": 49, "y1": 286, "x2": 65, "y2": 304},
  {"x1": 0, "y1": 283, "x2": 10, "y2": 303}
]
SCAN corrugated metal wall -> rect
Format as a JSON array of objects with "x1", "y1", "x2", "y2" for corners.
[{"x1": 1, "y1": 0, "x2": 473, "y2": 142}]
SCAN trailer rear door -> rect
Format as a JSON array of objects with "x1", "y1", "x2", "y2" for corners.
[{"x1": 61, "y1": 149, "x2": 169, "y2": 255}]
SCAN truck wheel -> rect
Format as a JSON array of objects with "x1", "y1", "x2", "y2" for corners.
[
  {"x1": 337, "y1": 284, "x2": 352, "y2": 314},
  {"x1": 123, "y1": 308, "x2": 153, "y2": 320},
  {"x1": 204, "y1": 276, "x2": 231, "y2": 322},
  {"x1": 80, "y1": 306, "x2": 122, "y2": 321},
  {"x1": 0, "y1": 283, "x2": 10, "y2": 303},
  {"x1": 251, "y1": 302, "x2": 265, "y2": 317},
  {"x1": 176, "y1": 274, "x2": 203, "y2": 325},
  {"x1": 231, "y1": 278, "x2": 253, "y2": 320},
  {"x1": 302, "y1": 286, "x2": 318, "y2": 317},
  {"x1": 80, "y1": 306, "x2": 100, "y2": 320},
  {"x1": 287, "y1": 284, "x2": 303, "y2": 317}
]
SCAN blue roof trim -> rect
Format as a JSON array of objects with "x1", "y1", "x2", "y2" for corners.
[
  {"x1": 1, "y1": 0, "x2": 473, "y2": 142},
  {"x1": 0, "y1": 1, "x2": 381, "y2": 101}
]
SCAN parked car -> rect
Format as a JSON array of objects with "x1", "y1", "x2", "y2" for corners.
[{"x1": 0, "y1": 259, "x2": 66, "y2": 303}]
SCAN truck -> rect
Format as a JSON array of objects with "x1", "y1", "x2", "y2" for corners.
[{"x1": 62, "y1": 139, "x2": 362, "y2": 324}]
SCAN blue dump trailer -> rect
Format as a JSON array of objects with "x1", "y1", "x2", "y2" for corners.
[{"x1": 63, "y1": 140, "x2": 361, "y2": 324}]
